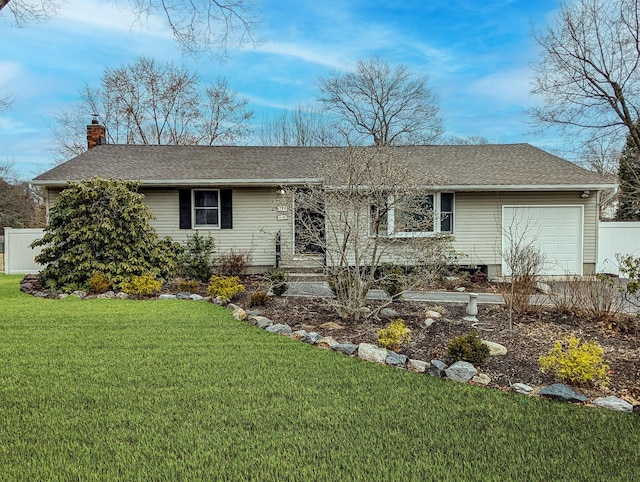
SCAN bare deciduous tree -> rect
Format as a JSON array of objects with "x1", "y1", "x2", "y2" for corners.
[
  {"x1": 0, "y1": 0, "x2": 261, "y2": 59},
  {"x1": 0, "y1": 161, "x2": 45, "y2": 228},
  {"x1": 285, "y1": 146, "x2": 455, "y2": 320},
  {"x1": 51, "y1": 57, "x2": 253, "y2": 161},
  {"x1": 318, "y1": 57, "x2": 443, "y2": 146},
  {"x1": 530, "y1": 0, "x2": 640, "y2": 154},
  {"x1": 258, "y1": 103, "x2": 339, "y2": 146}
]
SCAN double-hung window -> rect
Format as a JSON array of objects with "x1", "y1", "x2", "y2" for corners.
[
  {"x1": 193, "y1": 189, "x2": 220, "y2": 228},
  {"x1": 372, "y1": 192, "x2": 454, "y2": 237}
]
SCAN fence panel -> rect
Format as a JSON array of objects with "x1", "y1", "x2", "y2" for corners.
[
  {"x1": 4, "y1": 228, "x2": 44, "y2": 274},
  {"x1": 597, "y1": 221, "x2": 640, "y2": 276}
]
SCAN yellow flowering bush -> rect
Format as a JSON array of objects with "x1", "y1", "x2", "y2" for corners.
[
  {"x1": 538, "y1": 335, "x2": 609, "y2": 387},
  {"x1": 377, "y1": 318, "x2": 412, "y2": 352},
  {"x1": 207, "y1": 275, "x2": 245, "y2": 302},
  {"x1": 122, "y1": 274, "x2": 163, "y2": 297}
]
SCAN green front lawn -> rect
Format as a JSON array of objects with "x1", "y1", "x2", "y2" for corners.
[{"x1": 0, "y1": 274, "x2": 638, "y2": 480}]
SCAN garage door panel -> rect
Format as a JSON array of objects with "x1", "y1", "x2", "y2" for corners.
[{"x1": 503, "y1": 205, "x2": 583, "y2": 276}]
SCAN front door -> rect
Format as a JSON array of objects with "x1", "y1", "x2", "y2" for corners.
[{"x1": 294, "y1": 189, "x2": 325, "y2": 255}]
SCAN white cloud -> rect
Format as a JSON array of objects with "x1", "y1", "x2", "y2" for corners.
[
  {"x1": 0, "y1": 61, "x2": 22, "y2": 87},
  {"x1": 467, "y1": 67, "x2": 535, "y2": 106},
  {"x1": 251, "y1": 41, "x2": 352, "y2": 71},
  {"x1": 56, "y1": 0, "x2": 170, "y2": 38}
]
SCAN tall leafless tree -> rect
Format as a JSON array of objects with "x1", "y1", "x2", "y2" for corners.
[
  {"x1": 318, "y1": 57, "x2": 443, "y2": 146},
  {"x1": 258, "y1": 103, "x2": 339, "y2": 146},
  {"x1": 530, "y1": 0, "x2": 640, "y2": 154},
  {"x1": 0, "y1": 0, "x2": 261, "y2": 58},
  {"x1": 51, "y1": 57, "x2": 253, "y2": 161}
]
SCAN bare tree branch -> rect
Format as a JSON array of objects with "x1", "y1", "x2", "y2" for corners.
[
  {"x1": 50, "y1": 56, "x2": 253, "y2": 162},
  {"x1": 318, "y1": 57, "x2": 443, "y2": 146},
  {"x1": 1, "y1": 1, "x2": 262, "y2": 59}
]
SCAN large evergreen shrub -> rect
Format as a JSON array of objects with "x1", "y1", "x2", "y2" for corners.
[{"x1": 31, "y1": 176, "x2": 182, "y2": 291}]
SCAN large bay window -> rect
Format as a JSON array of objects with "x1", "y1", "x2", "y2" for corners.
[{"x1": 372, "y1": 192, "x2": 454, "y2": 237}]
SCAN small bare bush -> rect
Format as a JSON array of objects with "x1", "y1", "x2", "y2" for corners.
[
  {"x1": 551, "y1": 274, "x2": 625, "y2": 322},
  {"x1": 217, "y1": 249, "x2": 252, "y2": 277}
]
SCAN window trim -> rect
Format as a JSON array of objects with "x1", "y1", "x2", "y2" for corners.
[
  {"x1": 372, "y1": 192, "x2": 454, "y2": 238},
  {"x1": 192, "y1": 189, "x2": 220, "y2": 229}
]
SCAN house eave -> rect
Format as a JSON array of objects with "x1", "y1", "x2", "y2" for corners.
[{"x1": 31, "y1": 179, "x2": 617, "y2": 192}]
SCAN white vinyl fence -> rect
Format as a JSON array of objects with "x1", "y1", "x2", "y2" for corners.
[
  {"x1": 597, "y1": 221, "x2": 640, "y2": 276},
  {"x1": 3, "y1": 228, "x2": 44, "y2": 274}
]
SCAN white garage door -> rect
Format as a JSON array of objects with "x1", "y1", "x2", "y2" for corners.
[{"x1": 502, "y1": 205, "x2": 583, "y2": 276}]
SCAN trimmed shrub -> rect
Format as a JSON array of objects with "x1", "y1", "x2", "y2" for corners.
[
  {"x1": 268, "y1": 269, "x2": 289, "y2": 296},
  {"x1": 122, "y1": 274, "x2": 163, "y2": 297},
  {"x1": 88, "y1": 272, "x2": 111, "y2": 294},
  {"x1": 178, "y1": 232, "x2": 216, "y2": 282},
  {"x1": 377, "y1": 262, "x2": 404, "y2": 298},
  {"x1": 446, "y1": 331, "x2": 490, "y2": 365},
  {"x1": 538, "y1": 335, "x2": 610, "y2": 387},
  {"x1": 377, "y1": 318, "x2": 412, "y2": 352},
  {"x1": 248, "y1": 290, "x2": 270, "y2": 307},
  {"x1": 207, "y1": 275, "x2": 245, "y2": 302},
  {"x1": 177, "y1": 279, "x2": 200, "y2": 293}
]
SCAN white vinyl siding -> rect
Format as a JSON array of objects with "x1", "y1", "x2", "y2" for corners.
[
  {"x1": 143, "y1": 188, "x2": 292, "y2": 268},
  {"x1": 451, "y1": 191, "x2": 598, "y2": 275}
]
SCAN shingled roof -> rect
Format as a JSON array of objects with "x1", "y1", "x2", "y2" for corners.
[{"x1": 32, "y1": 143, "x2": 615, "y2": 191}]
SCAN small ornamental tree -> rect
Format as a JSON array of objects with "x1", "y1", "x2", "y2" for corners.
[{"x1": 31, "y1": 176, "x2": 182, "y2": 291}]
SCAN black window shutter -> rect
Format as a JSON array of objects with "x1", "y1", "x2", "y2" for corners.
[
  {"x1": 220, "y1": 189, "x2": 233, "y2": 229},
  {"x1": 179, "y1": 189, "x2": 192, "y2": 229}
]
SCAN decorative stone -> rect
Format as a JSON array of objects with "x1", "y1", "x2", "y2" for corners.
[
  {"x1": 455, "y1": 287, "x2": 466, "y2": 292},
  {"x1": 302, "y1": 332, "x2": 323, "y2": 344},
  {"x1": 232, "y1": 307, "x2": 247, "y2": 321},
  {"x1": 251, "y1": 316, "x2": 273, "y2": 329},
  {"x1": 421, "y1": 318, "x2": 435, "y2": 329},
  {"x1": 482, "y1": 340, "x2": 507, "y2": 356},
  {"x1": 58, "y1": 293, "x2": 69, "y2": 299},
  {"x1": 316, "y1": 336, "x2": 339, "y2": 349},
  {"x1": 592, "y1": 396, "x2": 634, "y2": 413},
  {"x1": 357, "y1": 343, "x2": 388, "y2": 364},
  {"x1": 116, "y1": 292, "x2": 129, "y2": 299},
  {"x1": 246, "y1": 309, "x2": 262, "y2": 317},
  {"x1": 265, "y1": 323, "x2": 292, "y2": 335},
  {"x1": 212, "y1": 296, "x2": 225, "y2": 305},
  {"x1": 425, "y1": 310, "x2": 442, "y2": 319},
  {"x1": 227, "y1": 303, "x2": 240, "y2": 311},
  {"x1": 471, "y1": 373, "x2": 491, "y2": 386},
  {"x1": 386, "y1": 351, "x2": 408, "y2": 368},
  {"x1": 319, "y1": 322, "x2": 344, "y2": 330},
  {"x1": 428, "y1": 359, "x2": 447, "y2": 377},
  {"x1": 289, "y1": 330, "x2": 308, "y2": 340},
  {"x1": 71, "y1": 290, "x2": 87, "y2": 299},
  {"x1": 96, "y1": 291, "x2": 116, "y2": 300},
  {"x1": 333, "y1": 343, "x2": 359, "y2": 356},
  {"x1": 407, "y1": 359, "x2": 429, "y2": 373},
  {"x1": 445, "y1": 361, "x2": 478, "y2": 383},
  {"x1": 159, "y1": 294, "x2": 177, "y2": 299},
  {"x1": 177, "y1": 292, "x2": 191, "y2": 299},
  {"x1": 512, "y1": 383, "x2": 534, "y2": 395},
  {"x1": 190, "y1": 294, "x2": 204, "y2": 301},
  {"x1": 463, "y1": 293, "x2": 479, "y2": 322},
  {"x1": 380, "y1": 307, "x2": 399, "y2": 317},
  {"x1": 539, "y1": 383, "x2": 588, "y2": 403}
]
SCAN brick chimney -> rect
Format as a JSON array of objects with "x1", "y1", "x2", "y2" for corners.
[{"x1": 86, "y1": 116, "x2": 106, "y2": 149}]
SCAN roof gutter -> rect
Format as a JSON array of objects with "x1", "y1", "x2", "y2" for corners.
[{"x1": 30, "y1": 179, "x2": 617, "y2": 191}]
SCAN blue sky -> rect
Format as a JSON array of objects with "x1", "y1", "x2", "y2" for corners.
[{"x1": 0, "y1": 0, "x2": 562, "y2": 180}]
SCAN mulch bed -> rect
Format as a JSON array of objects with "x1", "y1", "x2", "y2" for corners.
[{"x1": 235, "y1": 277, "x2": 640, "y2": 403}]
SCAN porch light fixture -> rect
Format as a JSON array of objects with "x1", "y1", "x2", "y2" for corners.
[{"x1": 580, "y1": 190, "x2": 591, "y2": 198}]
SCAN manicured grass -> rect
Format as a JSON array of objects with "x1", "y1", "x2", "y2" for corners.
[{"x1": 1, "y1": 274, "x2": 638, "y2": 480}]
